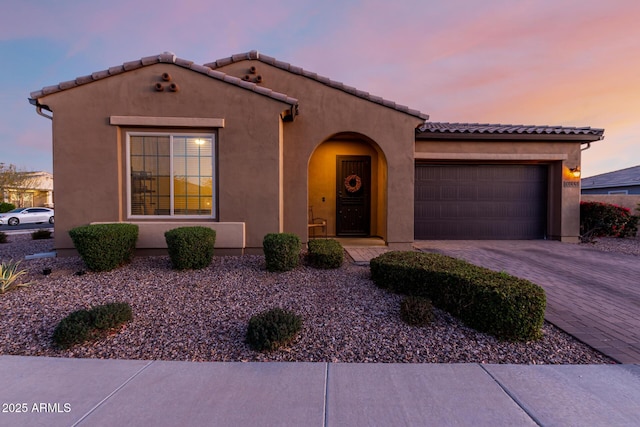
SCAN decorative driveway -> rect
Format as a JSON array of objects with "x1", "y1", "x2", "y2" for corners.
[{"x1": 413, "y1": 240, "x2": 640, "y2": 364}]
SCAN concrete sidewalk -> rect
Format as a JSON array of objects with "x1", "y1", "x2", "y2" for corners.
[{"x1": 1, "y1": 356, "x2": 639, "y2": 426}]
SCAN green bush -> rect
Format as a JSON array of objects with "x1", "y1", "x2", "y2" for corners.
[
  {"x1": 400, "y1": 296, "x2": 434, "y2": 326},
  {"x1": 263, "y1": 233, "x2": 301, "y2": 272},
  {"x1": 69, "y1": 223, "x2": 138, "y2": 272},
  {"x1": 246, "y1": 308, "x2": 302, "y2": 352},
  {"x1": 0, "y1": 231, "x2": 7, "y2": 244},
  {"x1": 31, "y1": 229, "x2": 52, "y2": 240},
  {"x1": 52, "y1": 302, "x2": 133, "y2": 349},
  {"x1": 580, "y1": 201, "x2": 639, "y2": 241},
  {"x1": 165, "y1": 226, "x2": 216, "y2": 270},
  {"x1": 370, "y1": 251, "x2": 546, "y2": 341},
  {"x1": 307, "y1": 239, "x2": 344, "y2": 269},
  {"x1": 0, "y1": 202, "x2": 15, "y2": 213}
]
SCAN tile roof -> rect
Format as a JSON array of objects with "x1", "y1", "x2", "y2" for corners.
[
  {"x1": 30, "y1": 52, "x2": 298, "y2": 107},
  {"x1": 204, "y1": 50, "x2": 429, "y2": 120},
  {"x1": 417, "y1": 122, "x2": 605, "y2": 138},
  {"x1": 581, "y1": 164, "x2": 640, "y2": 189}
]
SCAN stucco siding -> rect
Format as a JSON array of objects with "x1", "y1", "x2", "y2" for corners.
[{"x1": 38, "y1": 63, "x2": 291, "y2": 253}]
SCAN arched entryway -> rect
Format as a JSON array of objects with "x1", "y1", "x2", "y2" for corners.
[{"x1": 308, "y1": 132, "x2": 388, "y2": 240}]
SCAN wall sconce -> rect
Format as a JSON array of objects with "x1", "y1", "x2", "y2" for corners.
[{"x1": 569, "y1": 166, "x2": 581, "y2": 178}]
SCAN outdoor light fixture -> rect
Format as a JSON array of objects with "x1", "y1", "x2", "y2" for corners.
[{"x1": 569, "y1": 166, "x2": 581, "y2": 178}]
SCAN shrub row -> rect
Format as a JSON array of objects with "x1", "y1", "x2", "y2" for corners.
[
  {"x1": 580, "y1": 201, "x2": 639, "y2": 241},
  {"x1": 52, "y1": 302, "x2": 133, "y2": 349},
  {"x1": 307, "y1": 239, "x2": 343, "y2": 269},
  {"x1": 68, "y1": 226, "x2": 342, "y2": 273},
  {"x1": 370, "y1": 251, "x2": 546, "y2": 341}
]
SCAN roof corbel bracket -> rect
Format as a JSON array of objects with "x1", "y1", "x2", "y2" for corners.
[{"x1": 281, "y1": 104, "x2": 299, "y2": 122}]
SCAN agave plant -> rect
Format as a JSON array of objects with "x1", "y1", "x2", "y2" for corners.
[{"x1": 0, "y1": 260, "x2": 31, "y2": 294}]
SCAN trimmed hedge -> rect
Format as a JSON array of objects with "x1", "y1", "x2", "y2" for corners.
[
  {"x1": 69, "y1": 223, "x2": 138, "y2": 272},
  {"x1": 52, "y1": 302, "x2": 133, "y2": 349},
  {"x1": 307, "y1": 239, "x2": 344, "y2": 269},
  {"x1": 263, "y1": 233, "x2": 301, "y2": 272},
  {"x1": 370, "y1": 251, "x2": 546, "y2": 341},
  {"x1": 165, "y1": 226, "x2": 216, "y2": 270},
  {"x1": 246, "y1": 308, "x2": 302, "y2": 351}
]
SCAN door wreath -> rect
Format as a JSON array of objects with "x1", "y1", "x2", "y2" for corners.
[{"x1": 344, "y1": 174, "x2": 362, "y2": 193}]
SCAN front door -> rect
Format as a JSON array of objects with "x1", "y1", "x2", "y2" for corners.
[{"x1": 336, "y1": 155, "x2": 370, "y2": 236}]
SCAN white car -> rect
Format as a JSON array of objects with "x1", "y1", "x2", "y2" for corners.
[{"x1": 0, "y1": 207, "x2": 55, "y2": 226}]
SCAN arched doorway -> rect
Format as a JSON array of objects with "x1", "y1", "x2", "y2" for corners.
[{"x1": 308, "y1": 132, "x2": 388, "y2": 240}]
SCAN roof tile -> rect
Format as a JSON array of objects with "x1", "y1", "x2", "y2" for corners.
[
  {"x1": 417, "y1": 122, "x2": 605, "y2": 137},
  {"x1": 122, "y1": 60, "x2": 143, "y2": 71},
  {"x1": 108, "y1": 65, "x2": 125, "y2": 76},
  {"x1": 30, "y1": 52, "x2": 299, "y2": 108},
  {"x1": 58, "y1": 80, "x2": 77, "y2": 90},
  {"x1": 140, "y1": 55, "x2": 159, "y2": 66}
]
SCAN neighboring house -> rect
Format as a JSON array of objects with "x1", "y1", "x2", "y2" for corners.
[
  {"x1": 581, "y1": 165, "x2": 640, "y2": 195},
  {"x1": 2, "y1": 171, "x2": 54, "y2": 208},
  {"x1": 29, "y1": 51, "x2": 603, "y2": 256}
]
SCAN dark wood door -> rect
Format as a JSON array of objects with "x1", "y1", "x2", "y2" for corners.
[{"x1": 336, "y1": 156, "x2": 371, "y2": 236}]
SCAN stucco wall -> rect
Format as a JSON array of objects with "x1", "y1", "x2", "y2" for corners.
[
  {"x1": 217, "y1": 60, "x2": 423, "y2": 248},
  {"x1": 581, "y1": 195, "x2": 640, "y2": 213},
  {"x1": 37, "y1": 64, "x2": 291, "y2": 252}
]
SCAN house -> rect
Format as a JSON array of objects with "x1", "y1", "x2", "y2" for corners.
[
  {"x1": 28, "y1": 51, "x2": 604, "y2": 256},
  {"x1": 2, "y1": 171, "x2": 53, "y2": 208},
  {"x1": 581, "y1": 165, "x2": 640, "y2": 195}
]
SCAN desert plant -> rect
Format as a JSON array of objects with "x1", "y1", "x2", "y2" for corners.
[
  {"x1": 52, "y1": 302, "x2": 133, "y2": 349},
  {"x1": 246, "y1": 308, "x2": 302, "y2": 351},
  {"x1": 263, "y1": 233, "x2": 301, "y2": 272},
  {"x1": 164, "y1": 226, "x2": 216, "y2": 270},
  {"x1": 31, "y1": 229, "x2": 52, "y2": 240},
  {"x1": 0, "y1": 202, "x2": 15, "y2": 213},
  {"x1": 69, "y1": 223, "x2": 138, "y2": 272},
  {"x1": 0, "y1": 260, "x2": 31, "y2": 294},
  {"x1": 0, "y1": 231, "x2": 7, "y2": 244},
  {"x1": 400, "y1": 296, "x2": 434, "y2": 326},
  {"x1": 307, "y1": 239, "x2": 344, "y2": 269}
]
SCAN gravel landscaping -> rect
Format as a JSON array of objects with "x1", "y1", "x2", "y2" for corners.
[{"x1": 1, "y1": 233, "x2": 636, "y2": 364}]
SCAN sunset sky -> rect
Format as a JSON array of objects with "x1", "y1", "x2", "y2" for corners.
[{"x1": 2, "y1": 0, "x2": 639, "y2": 178}]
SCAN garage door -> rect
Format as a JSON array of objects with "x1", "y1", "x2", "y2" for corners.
[{"x1": 415, "y1": 164, "x2": 548, "y2": 239}]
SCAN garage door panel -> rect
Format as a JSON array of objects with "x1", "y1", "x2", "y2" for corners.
[{"x1": 415, "y1": 164, "x2": 547, "y2": 240}]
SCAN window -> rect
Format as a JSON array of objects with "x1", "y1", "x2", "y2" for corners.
[
  {"x1": 608, "y1": 190, "x2": 628, "y2": 195},
  {"x1": 127, "y1": 132, "x2": 215, "y2": 218}
]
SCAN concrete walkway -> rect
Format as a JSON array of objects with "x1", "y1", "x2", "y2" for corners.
[
  {"x1": 413, "y1": 240, "x2": 640, "y2": 364},
  {"x1": 1, "y1": 356, "x2": 639, "y2": 426}
]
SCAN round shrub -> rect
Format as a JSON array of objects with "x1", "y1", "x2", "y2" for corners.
[
  {"x1": 400, "y1": 296, "x2": 434, "y2": 326},
  {"x1": 69, "y1": 223, "x2": 139, "y2": 272},
  {"x1": 165, "y1": 226, "x2": 216, "y2": 270},
  {"x1": 246, "y1": 308, "x2": 302, "y2": 352},
  {"x1": 0, "y1": 202, "x2": 15, "y2": 213},
  {"x1": 307, "y1": 239, "x2": 344, "y2": 269},
  {"x1": 263, "y1": 233, "x2": 301, "y2": 272},
  {"x1": 52, "y1": 302, "x2": 133, "y2": 349}
]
